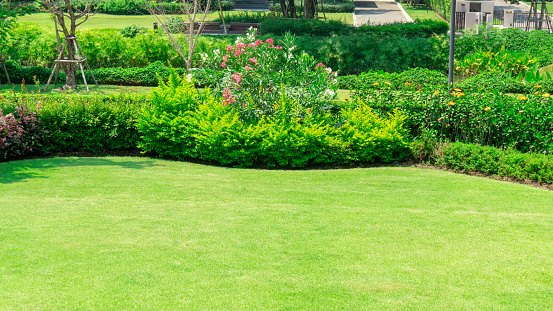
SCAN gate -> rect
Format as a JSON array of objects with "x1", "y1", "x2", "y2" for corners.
[{"x1": 455, "y1": 12, "x2": 466, "y2": 31}]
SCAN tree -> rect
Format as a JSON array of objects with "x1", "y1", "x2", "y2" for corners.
[
  {"x1": 279, "y1": 0, "x2": 297, "y2": 18},
  {"x1": 143, "y1": 0, "x2": 213, "y2": 74},
  {"x1": 39, "y1": 0, "x2": 95, "y2": 90}
]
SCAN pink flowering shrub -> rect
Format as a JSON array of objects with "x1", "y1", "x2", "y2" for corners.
[
  {"x1": 0, "y1": 105, "x2": 45, "y2": 160},
  {"x1": 202, "y1": 30, "x2": 338, "y2": 120}
]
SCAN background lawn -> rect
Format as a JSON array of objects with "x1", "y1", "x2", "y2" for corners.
[
  {"x1": 400, "y1": 4, "x2": 445, "y2": 21},
  {"x1": 0, "y1": 83, "x2": 154, "y2": 95},
  {"x1": 18, "y1": 12, "x2": 355, "y2": 29},
  {"x1": 1, "y1": 157, "x2": 552, "y2": 309}
]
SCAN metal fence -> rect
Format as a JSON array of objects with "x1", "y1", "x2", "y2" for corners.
[
  {"x1": 455, "y1": 12, "x2": 466, "y2": 31},
  {"x1": 513, "y1": 12, "x2": 529, "y2": 28},
  {"x1": 493, "y1": 10, "x2": 504, "y2": 26}
]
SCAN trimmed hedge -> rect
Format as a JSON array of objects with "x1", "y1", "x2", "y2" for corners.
[
  {"x1": 260, "y1": 19, "x2": 353, "y2": 36},
  {"x1": 0, "y1": 93, "x2": 146, "y2": 154},
  {"x1": 136, "y1": 75, "x2": 410, "y2": 167},
  {"x1": 357, "y1": 19, "x2": 448, "y2": 38},
  {"x1": 432, "y1": 142, "x2": 553, "y2": 183}
]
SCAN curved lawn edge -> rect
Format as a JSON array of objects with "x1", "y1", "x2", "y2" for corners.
[{"x1": 1, "y1": 157, "x2": 553, "y2": 309}]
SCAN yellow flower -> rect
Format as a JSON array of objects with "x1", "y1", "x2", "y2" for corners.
[
  {"x1": 385, "y1": 82, "x2": 391, "y2": 85},
  {"x1": 448, "y1": 101, "x2": 455, "y2": 106},
  {"x1": 484, "y1": 106, "x2": 491, "y2": 111},
  {"x1": 433, "y1": 91, "x2": 440, "y2": 95},
  {"x1": 343, "y1": 98, "x2": 348, "y2": 101},
  {"x1": 519, "y1": 95, "x2": 528, "y2": 100},
  {"x1": 543, "y1": 93, "x2": 551, "y2": 97},
  {"x1": 373, "y1": 82, "x2": 379, "y2": 86},
  {"x1": 454, "y1": 88, "x2": 462, "y2": 92},
  {"x1": 535, "y1": 85, "x2": 542, "y2": 89},
  {"x1": 405, "y1": 82, "x2": 412, "y2": 86}
]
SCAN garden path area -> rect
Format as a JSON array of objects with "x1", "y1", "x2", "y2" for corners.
[{"x1": 354, "y1": 0, "x2": 413, "y2": 26}]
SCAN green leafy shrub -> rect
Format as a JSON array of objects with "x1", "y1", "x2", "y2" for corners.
[
  {"x1": 457, "y1": 71, "x2": 528, "y2": 93},
  {"x1": 136, "y1": 72, "x2": 410, "y2": 167},
  {"x1": 202, "y1": 31, "x2": 338, "y2": 120},
  {"x1": 214, "y1": 11, "x2": 273, "y2": 23},
  {"x1": 0, "y1": 60, "x2": 53, "y2": 85},
  {"x1": 260, "y1": 18, "x2": 353, "y2": 36},
  {"x1": 0, "y1": 105, "x2": 45, "y2": 160},
  {"x1": 455, "y1": 46, "x2": 538, "y2": 77},
  {"x1": 357, "y1": 19, "x2": 448, "y2": 38},
  {"x1": 121, "y1": 24, "x2": 148, "y2": 38},
  {"x1": 1, "y1": 93, "x2": 145, "y2": 153},
  {"x1": 359, "y1": 88, "x2": 553, "y2": 154},
  {"x1": 270, "y1": 2, "x2": 354, "y2": 13},
  {"x1": 76, "y1": 0, "x2": 233, "y2": 15},
  {"x1": 433, "y1": 142, "x2": 553, "y2": 183},
  {"x1": 352, "y1": 68, "x2": 447, "y2": 93}
]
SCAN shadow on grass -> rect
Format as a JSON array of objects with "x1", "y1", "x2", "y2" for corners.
[{"x1": 0, "y1": 157, "x2": 160, "y2": 184}]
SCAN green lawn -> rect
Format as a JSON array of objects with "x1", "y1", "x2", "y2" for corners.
[
  {"x1": 18, "y1": 12, "x2": 355, "y2": 29},
  {"x1": 0, "y1": 83, "x2": 154, "y2": 95},
  {"x1": 1, "y1": 157, "x2": 553, "y2": 309},
  {"x1": 401, "y1": 4, "x2": 445, "y2": 22}
]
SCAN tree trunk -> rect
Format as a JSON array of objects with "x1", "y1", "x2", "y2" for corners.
[
  {"x1": 305, "y1": 0, "x2": 316, "y2": 18},
  {"x1": 280, "y1": 0, "x2": 289, "y2": 18},
  {"x1": 63, "y1": 41, "x2": 77, "y2": 89},
  {"x1": 288, "y1": 0, "x2": 296, "y2": 18}
]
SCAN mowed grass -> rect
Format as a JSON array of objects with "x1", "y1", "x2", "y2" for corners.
[
  {"x1": 18, "y1": 12, "x2": 355, "y2": 29},
  {"x1": 400, "y1": 4, "x2": 445, "y2": 22},
  {"x1": 1, "y1": 157, "x2": 553, "y2": 309},
  {"x1": 0, "y1": 83, "x2": 154, "y2": 95}
]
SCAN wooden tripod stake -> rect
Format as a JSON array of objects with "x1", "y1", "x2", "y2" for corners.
[
  {"x1": 44, "y1": 36, "x2": 97, "y2": 91},
  {"x1": 0, "y1": 58, "x2": 11, "y2": 85}
]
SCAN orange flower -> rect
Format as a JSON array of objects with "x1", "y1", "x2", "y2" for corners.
[
  {"x1": 519, "y1": 95, "x2": 528, "y2": 100},
  {"x1": 484, "y1": 106, "x2": 491, "y2": 111},
  {"x1": 438, "y1": 117, "x2": 443, "y2": 121},
  {"x1": 535, "y1": 92, "x2": 539, "y2": 95},
  {"x1": 448, "y1": 101, "x2": 455, "y2": 106},
  {"x1": 535, "y1": 85, "x2": 542, "y2": 89},
  {"x1": 405, "y1": 82, "x2": 412, "y2": 86}
]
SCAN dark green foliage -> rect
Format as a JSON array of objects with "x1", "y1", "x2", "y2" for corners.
[
  {"x1": 0, "y1": 94, "x2": 145, "y2": 153},
  {"x1": 260, "y1": 19, "x2": 353, "y2": 36},
  {"x1": 0, "y1": 60, "x2": 53, "y2": 85},
  {"x1": 350, "y1": 68, "x2": 447, "y2": 91},
  {"x1": 84, "y1": 62, "x2": 187, "y2": 87},
  {"x1": 360, "y1": 89, "x2": 553, "y2": 154},
  {"x1": 455, "y1": 27, "x2": 553, "y2": 68},
  {"x1": 357, "y1": 19, "x2": 448, "y2": 38},
  {"x1": 434, "y1": 142, "x2": 553, "y2": 183},
  {"x1": 294, "y1": 34, "x2": 448, "y2": 75},
  {"x1": 76, "y1": 0, "x2": 233, "y2": 15},
  {"x1": 0, "y1": 105, "x2": 45, "y2": 160},
  {"x1": 214, "y1": 11, "x2": 272, "y2": 23},
  {"x1": 270, "y1": 2, "x2": 354, "y2": 13},
  {"x1": 457, "y1": 71, "x2": 528, "y2": 93}
]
